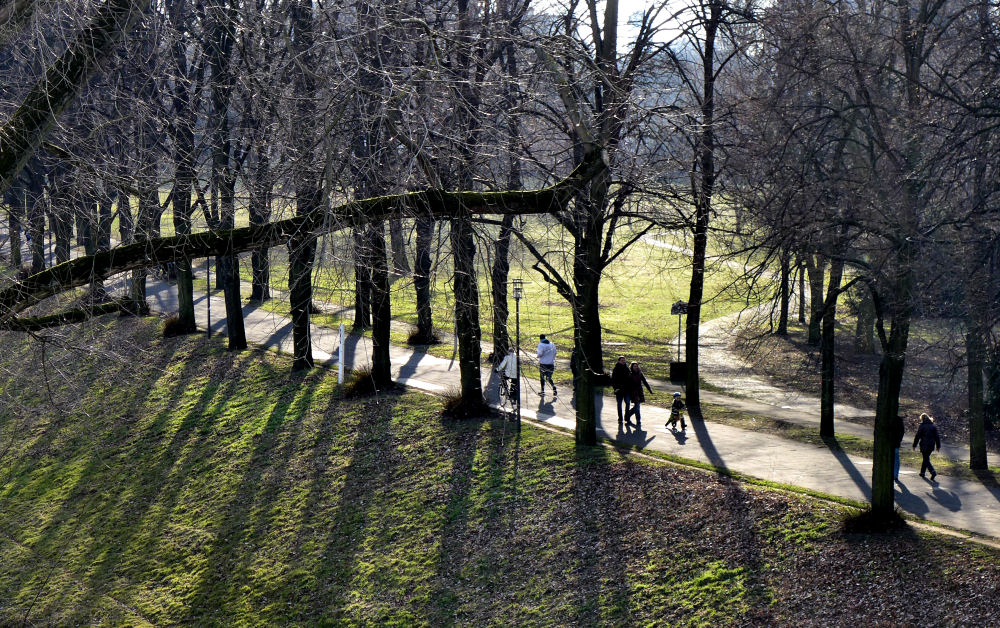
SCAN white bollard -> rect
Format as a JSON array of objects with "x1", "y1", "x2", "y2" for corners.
[{"x1": 338, "y1": 323, "x2": 345, "y2": 384}]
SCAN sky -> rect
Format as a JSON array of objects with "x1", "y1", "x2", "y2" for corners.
[{"x1": 536, "y1": 0, "x2": 683, "y2": 43}]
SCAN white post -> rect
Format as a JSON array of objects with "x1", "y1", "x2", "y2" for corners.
[{"x1": 338, "y1": 323, "x2": 345, "y2": 384}]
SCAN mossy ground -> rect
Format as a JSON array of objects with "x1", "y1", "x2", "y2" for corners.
[{"x1": 1, "y1": 318, "x2": 999, "y2": 625}]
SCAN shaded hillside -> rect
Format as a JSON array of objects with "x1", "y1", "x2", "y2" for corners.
[{"x1": 0, "y1": 318, "x2": 998, "y2": 625}]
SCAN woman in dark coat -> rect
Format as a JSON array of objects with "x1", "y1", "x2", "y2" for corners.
[
  {"x1": 611, "y1": 356, "x2": 631, "y2": 424},
  {"x1": 624, "y1": 362, "x2": 653, "y2": 424},
  {"x1": 912, "y1": 413, "x2": 941, "y2": 481}
]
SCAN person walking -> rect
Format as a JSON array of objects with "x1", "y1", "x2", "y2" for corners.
[
  {"x1": 495, "y1": 347, "x2": 519, "y2": 402},
  {"x1": 912, "y1": 413, "x2": 941, "y2": 481},
  {"x1": 890, "y1": 414, "x2": 905, "y2": 481},
  {"x1": 624, "y1": 362, "x2": 652, "y2": 425},
  {"x1": 611, "y1": 356, "x2": 631, "y2": 425},
  {"x1": 537, "y1": 334, "x2": 557, "y2": 396},
  {"x1": 667, "y1": 391, "x2": 687, "y2": 431}
]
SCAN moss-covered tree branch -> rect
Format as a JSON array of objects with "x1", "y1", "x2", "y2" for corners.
[
  {"x1": 5, "y1": 300, "x2": 130, "y2": 331},
  {"x1": 0, "y1": 151, "x2": 605, "y2": 327}
]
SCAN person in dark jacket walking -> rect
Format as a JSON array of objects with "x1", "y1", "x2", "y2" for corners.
[
  {"x1": 912, "y1": 413, "x2": 941, "y2": 481},
  {"x1": 611, "y1": 356, "x2": 631, "y2": 424},
  {"x1": 624, "y1": 362, "x2": 653, "y2": 425},
  {"x1": 890, "y1": 414, "x2": 905, "y2": 481}
]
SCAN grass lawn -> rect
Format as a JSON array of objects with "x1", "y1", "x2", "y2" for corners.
[
  {"x1": 237, "y1": 218, "x2": 747, "y2": 382},
  {"x1": 1, "y1": 318, "x2": 999, "y2": 625}
]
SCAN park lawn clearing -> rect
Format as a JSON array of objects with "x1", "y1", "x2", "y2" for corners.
[
  {"x1": 1, "y1": 318, "x2": 999, "y2": 625},
  {"x1": 238, "y1": 218, "x2": 748, "y2": 383}
]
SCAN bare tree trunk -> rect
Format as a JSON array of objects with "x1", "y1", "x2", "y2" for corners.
[
  {"x1": 573, "y1": 243, "x2": 604, "y2": 443},
  {"x1": 118, "y1": 186, "x2": 133, "y2": 244},
  {"x1": 797, "y1": 260, "x2": 806, "y2": 323},
  {"x1": 52, "y1": 202, "x2": 71, "y2": 265},
  {"x1": 27, "y1": 173, "x2": 44, "y2": 275},
  {"x1": 170, "y1": 71, "x2": 197, "y2": 331},
  {"x1": 853, "y1": 287, "x2": 876, "y2": 353},
  {"x1": 820, "y1": 258, "x2": 843, "y2": 437},
  {"x1": 289, "y1": 0, "x2": 318, "y2": 372},
  {"x1": 684, "y1": 1, "x2": 722, "y2": 418},
  {"x1": 967, "y1": 327, "x2": 987, "y2": 469},
  {"x1": 451, "y1": 216, "x2": 485, "y2": 407},
  {"x1": 806, "y1": 254, "x2": 825, "y2": 345},
  {"x1": 388, "y1": 218, "x2": 409, "y2": 275},
  {"x1": 412, "y1": 217, "x2": 434, "y2": 342},
  {"x1": 489, "y1": 36, "x2": 523, "y2": 361},
  {"x1": 777, "y1": 247, "x2": 790, "y2": 335},
  {"x1": 7, "y1": 208, "x2": 21, "y2": 267},
  {"x1": 353, "y1": 228, "x2": 372, "y2": 330},
  {"x1": 490, "y1": 214, "x2": 515, "y2": 359},
  {"x1": 370, "y1": 222, "x2": 392, "y2": 385},
  {"x1": 218, "y1": 171, "x2": 246, "y2": 350},
  {"x1": 127, "y1": 181, "x2": 157, "y2": 315},
  {"x1": 247, "y1": 157, "x2": 272, "y2": 303}
]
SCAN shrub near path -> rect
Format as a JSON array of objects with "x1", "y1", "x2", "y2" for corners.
[{"x1": 0, "y1": 318, "x2": 999, "y2": 625}]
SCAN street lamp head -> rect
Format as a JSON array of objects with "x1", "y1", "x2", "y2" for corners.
[{"x1": 512, "y1": 278, "x2": 524, "y2": 300}]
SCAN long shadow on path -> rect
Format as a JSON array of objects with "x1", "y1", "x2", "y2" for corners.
[{"x1": 823, "y1": 436, "x2": 872, "y2": 500}]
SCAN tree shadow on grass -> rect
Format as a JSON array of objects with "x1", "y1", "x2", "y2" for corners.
[
  {"x1": 415, "y1": 412, "x2": 526, "y2": 624},
  {"x1": 64, "y1": 347, "x2": 248, "y2": 621},
  {"x1": 3, "y1": 335, "x2": 211, "y2": 621},
  {"x1": 571, "y1": 442, "x2": 632, "y2": 625},
  {"x1": 0, "y1": 322, "x2": 179, "y2": 489},
  {"x1": 427, "y1": 415, "x2": 487, "y2": 623},
  {"x1": 178, "y1": 367, "x2": 327, "y2": 618},
  {"x1": 0, "y1": 319, "x2": 180, "y2": 506},
  {"x1": 307, "y1": 391, "x2": 404, "y2": 620}
]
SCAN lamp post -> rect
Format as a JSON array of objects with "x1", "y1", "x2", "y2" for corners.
[{"x1": 512, "y1": 278, "x2": 524, "y2": 425}]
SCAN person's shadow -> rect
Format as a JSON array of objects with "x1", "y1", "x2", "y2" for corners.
[
  {"x1": 930, "y1": 485, "x2": 962, "y2": 512},
  {"x1": 667, "y1": 425, "x2": 688, "y2": 444},
  {"x1": 616, "y1": 420, "x2": 654, "y2": 449},
  {"x1": 537, "y1": 394, "x2": 556, "y2": 418}
]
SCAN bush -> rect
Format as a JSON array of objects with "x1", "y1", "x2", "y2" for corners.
[
  {"x1": 440, "y1": 388, "x2": 490, "y2": 420},
  {"x1": 162, "y1": 314, "x2": 189, "y2": 338},
  {"x1": 343, "y1": 366, "x2": 382, "y2": 398},
  {"x1": 407, "y1": 329, "x2": 441, "y2": 346}
]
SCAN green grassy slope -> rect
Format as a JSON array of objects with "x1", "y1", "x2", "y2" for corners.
[{"x1": 1, "y1": 318, "x2": 998, "y2": 625}]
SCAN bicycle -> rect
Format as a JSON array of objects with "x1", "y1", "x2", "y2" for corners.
[{"x1": 497, "y1": 375, "x2": 518, "y2": 420}]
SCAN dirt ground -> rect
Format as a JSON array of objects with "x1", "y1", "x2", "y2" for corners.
[{"x1": 733, "y1": 318, "x2": 1000, "y2": 454}]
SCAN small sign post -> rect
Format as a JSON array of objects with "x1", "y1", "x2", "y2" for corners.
[
  {"x1": 670, "y1": 300, "x2": 688, "y2": 362},
  {"x1": 670, "y1": 301, "x2": 688, "y2": 383}
]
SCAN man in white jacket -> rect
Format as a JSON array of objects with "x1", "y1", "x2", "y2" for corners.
[{"x1": 537, "y1": 334, "x2": 557, "y2": 396}]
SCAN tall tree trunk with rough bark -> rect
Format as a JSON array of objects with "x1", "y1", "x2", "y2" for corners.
[
  {"x1": 777, "y1": 247, "x2": 790, "y2": 335},
  {"x1": 389, "y1": 219, "x2": 409, "y2": 275},
  {"x1": 412, "y1": 218, "x2": 435, "y2": 342},
  {"x1": 797, "y1": 261, "x2": 806, "y2": 323},
  {"x1": 806, "y1": 254, "x2": 825, "y2": 345},
  {"x1": 684, "y1": 1, "x2": 722, "y2": 418},
  {"x1": 353, "y1": 228, "x2": 373, "y2": 330},
  {"x1": 288, "y1": 0, "x2": 319, "y2": 371},
  {"x1": 489, "y1": 35, "x2": 523, "y2": 361},
  {"x1": 820, "y1": 258, "x2": 843, "y2": 436},
  {"x1": 7, "y1": 208, "x2": 21, "y2": 268},
  {"x1": 169, "y1": 0, "x2": 198, "y2": 334}
]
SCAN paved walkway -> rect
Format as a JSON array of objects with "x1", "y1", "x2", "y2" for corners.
[
  {"x1": 4, "y1": 233, "x2": 998, "y2": 539},
  {"x1": 141, "y1": 280, "x2": 1000, "y2": 540}
]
